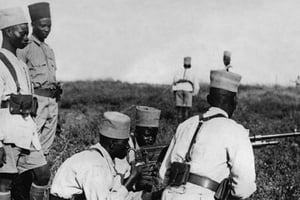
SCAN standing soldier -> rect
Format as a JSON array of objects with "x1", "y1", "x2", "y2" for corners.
[
  {"x1": 160, "y1": 68, "x2": 256, "y2": 199},
  {"x1": 14, "y1": 2, "x2": 61, "y2": 199},
  {"x1": 17, "y1": 2, "x2": 62, "y2": 156},
  {"x1": 223, "y1": 50, "x2": 232, "y2": 71},
  {"x1": 172, "y1": 57, "x2": 199, "y2": 123},
  {"x1": 0, "y1": 7, "x2": 50, "y2": 200}
]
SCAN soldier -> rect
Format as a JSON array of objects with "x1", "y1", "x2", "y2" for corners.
[
  {"x1": 223, "y1": 50, "x2": 232, "y2": 71},
  {"x1": 0, "y1": 7, "x2": 50, "y2": 200},
  {"x1": 50, "y1": 112, "x2": 152, "y2": 200},
  {"x1": 172, "y1": 57, "x2": 199, "y2": 123},
  {"x1": 115, "y1": 106, "x2": 161, "y2": 190},
  {"x1": 160, "y1": 69, "x2": 256, "y2": 199},
  {"x1": 17, "y1": 2, "x2": 61, "y2": 155}
]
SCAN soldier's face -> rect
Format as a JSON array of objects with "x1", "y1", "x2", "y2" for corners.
[
  {"x1": 135, "y1": 127, "x2": 158, "y2": 146},
  {"x1": 32, "y1": 18, "x2": 51, "y2": 41},
  {"x1": 223, "y1": 55, "x2": 231, "y2": 66},
  {"x1": 112, "y1": 139, "x2": 130, "y2": 159},
  {"x1": 8, "y1": 23, "x2": 29, "y2": 49}
]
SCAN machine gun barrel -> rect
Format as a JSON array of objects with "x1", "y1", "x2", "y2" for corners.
[{"x1": 250, "y1": 132, "x2": 300, "y2": 142}]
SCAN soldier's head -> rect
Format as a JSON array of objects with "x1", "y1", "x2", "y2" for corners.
[
  {"x1": 28, "y1": 2, "x2": 51, "y2": 42},
  {"x1": 135, "y1": 106, "x2": 161, "y2": 146},
  {"x1": 99, "y1": 112, "x2": 131, "y2": 159},
  {"x1": 0, "y1": 7, "x2": 29, "y2": 50},
  {"x1": 223, "y1": 50, "x2": 231, "y2": 67},
  {"x1": 183, "y1": 57, "x2": 191, "y2": 69},
  {"x1": 207, "y1": 70, "x2": 241, "y2": 117}
]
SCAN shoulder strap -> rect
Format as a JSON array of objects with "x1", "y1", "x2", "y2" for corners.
[
  {"x1": 89, "y1": 147, "x2": 104, "y2": 157},
  {"x1": 185, "y1": 113, "x2": 226, "y2": 162},
  {"x1": 0, "y1": 52, "x2": 20, "y2": 93}
]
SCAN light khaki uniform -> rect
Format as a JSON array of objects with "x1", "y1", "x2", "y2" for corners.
[
  {"x1": 51, "y1": 143, "x2": 143, "y2": 200},
  {"x1": 0, "y1": 49, "x2": 46, "y2": 173},
  {"x1": 17, "y1": 35, "x2": 58, "y2": 154},
  {"x1": 172, "y1": 68, "x2": 199, "y2": 107},
  {"x1": 160, "y1": 107, "x2": 256, "y2": 200}
]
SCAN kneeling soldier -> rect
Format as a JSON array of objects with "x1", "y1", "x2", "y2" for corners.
[{"x1": 50, "y1": 112, "x2": 152, "y2": 200}]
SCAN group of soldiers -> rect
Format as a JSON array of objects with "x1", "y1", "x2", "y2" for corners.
[{"x1": 0, "y1": 2, "x2": 257, "y2": 200}]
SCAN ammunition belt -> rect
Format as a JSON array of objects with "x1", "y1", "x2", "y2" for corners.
[{"x1": 188, "y1": 173, "x2": 219, "y2": 192}]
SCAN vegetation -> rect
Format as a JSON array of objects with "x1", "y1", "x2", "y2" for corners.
[{"x1": 49, "y1": 80, "x2": 300, "y2": 199}]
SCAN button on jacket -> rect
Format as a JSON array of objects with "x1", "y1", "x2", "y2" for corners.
[
  {"x1": 51, "y1": 143, "x2": 143, "y2": 200},
  {"x1": 0, "y1": 49, "x2": 41, "y2": 150},
  {"x1": 159, "y1": 107, "x2": 256, "y2": 200},
  {"x1": 17, "y1": 35, "x2": 56, "y2": 89}
]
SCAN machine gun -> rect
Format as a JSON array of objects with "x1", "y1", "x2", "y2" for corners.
[
  {"x1": 132, "y1": 132, "x2": 300, "y2": 163},
  {"x1": 250, "y1": 132, "x2": 300, "y2": 148},
  {"x1": 134, "y1": 144, "x2": 168, "y2": 165}
]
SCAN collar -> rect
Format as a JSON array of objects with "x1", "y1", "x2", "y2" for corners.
[
  {"x1": 203, "y1": 107, "x2": 229, "y2": 118},
  {"x1": 90, "y1": 143, "x2": 115, "y2": 166},
  {"x1": 30, "y1": 35, "x2": 42, "y2": 46}
]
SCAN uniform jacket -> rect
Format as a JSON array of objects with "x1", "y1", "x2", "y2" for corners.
[
  {"x1": 51, "y1": 143, "x2": 142, "y2": 200},
  {"x1": 17, "y1": 35, "x2": 57, "y2": 89},
  {"x1": 159, "y1": 107, "x2": 256, "y2": 199},
  {"x1": 172, "y1": 68, "x2": 199, "y2": 96},
  {"x1": 0, "y1": 49, "x2": 41, "y2": 150}
]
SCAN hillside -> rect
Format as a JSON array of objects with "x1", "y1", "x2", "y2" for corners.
[{"x1": 49, "y1": 80, "x2": 300, "y2": 200}]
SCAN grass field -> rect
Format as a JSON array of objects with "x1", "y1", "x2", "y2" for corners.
[{"x1": 48, "y1": 80, "x2": 300, "y2": 200}]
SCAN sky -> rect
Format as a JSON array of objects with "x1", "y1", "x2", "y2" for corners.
[{"x1": 1, "y1": 0, "x2": 300, "y2": 86}]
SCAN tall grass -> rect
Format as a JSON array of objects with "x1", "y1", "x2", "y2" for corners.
[{"x1": 49, "y1": 80, "x2": 300, "y2": 199}]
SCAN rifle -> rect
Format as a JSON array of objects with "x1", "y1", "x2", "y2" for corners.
[{"x1": 250, "y1": 132, "x2": 300, "y2": 148}]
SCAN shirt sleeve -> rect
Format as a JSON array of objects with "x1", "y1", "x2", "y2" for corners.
[
  {"x1": 227, "y1": 129, "x2": 256, "y2": 198},
  {"x1": 81, "y1": 165, "x2": 129, "y2": 200}
]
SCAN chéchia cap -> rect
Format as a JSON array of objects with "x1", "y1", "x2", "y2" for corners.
[
  {"x1": 224, "y1": 50, "x2": 231, "y2": 58},
  {"x1": 210, "y1": 70, "x2": 241, "y2": 93},
  {"x1": 0, "y1": 7, "x2": 27, "y2": 30},
  {"x1": 28, "y1": 2, "x2": 51, "y2": 22},
  {"x1": 184, "y1": 57, "x2": 191, "y2": 66},
  {"x1": 100, "y1": 111, "x2": 131, "y2": 139},
  {"x1": 136, "y1": 106, "x2": 161, "y2": 127}
]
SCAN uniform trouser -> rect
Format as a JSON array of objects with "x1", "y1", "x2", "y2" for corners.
[
  {"x1": 0, "y1": 145, "x2": 49, "y2": 200},
  {"x1": 35, "y1": 95, "x2": 58, "y2": 155}
]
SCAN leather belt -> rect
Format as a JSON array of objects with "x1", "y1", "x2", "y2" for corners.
[
  {"x1": 0, "y1": 100, "x2": 9, "y2": 108},
  {"x1": 187, "y1": 173, "x2": 219, "y2": 192},
  {"x1": 34, "y1": 88, "x2": 55, "y2": 98}
]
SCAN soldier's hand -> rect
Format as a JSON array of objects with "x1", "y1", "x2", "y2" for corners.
[
  {"x1": 0, "y1": 147, "x2": 6, "y2": 167},
  {"x1": 130, "y1": 164, "x2": 145, "y2": 179},
  {"x1": 136, "y1": 175, "x2": 153, "y2": 192}
]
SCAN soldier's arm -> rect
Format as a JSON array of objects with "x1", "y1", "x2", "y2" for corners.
[
  {"x1": 0, "y1": 71, "x2": 6, "y2": 166},
  {"x1": 227, "y1": 129, "x2": 256, "y2": 199},
  {"x1": 81, "y1": 165, "x2": 116, "y2": 200}
]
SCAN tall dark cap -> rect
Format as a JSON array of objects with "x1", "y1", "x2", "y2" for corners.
[{"x1": 28, "y1": 2, "x2": 51, "y2": 22}]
